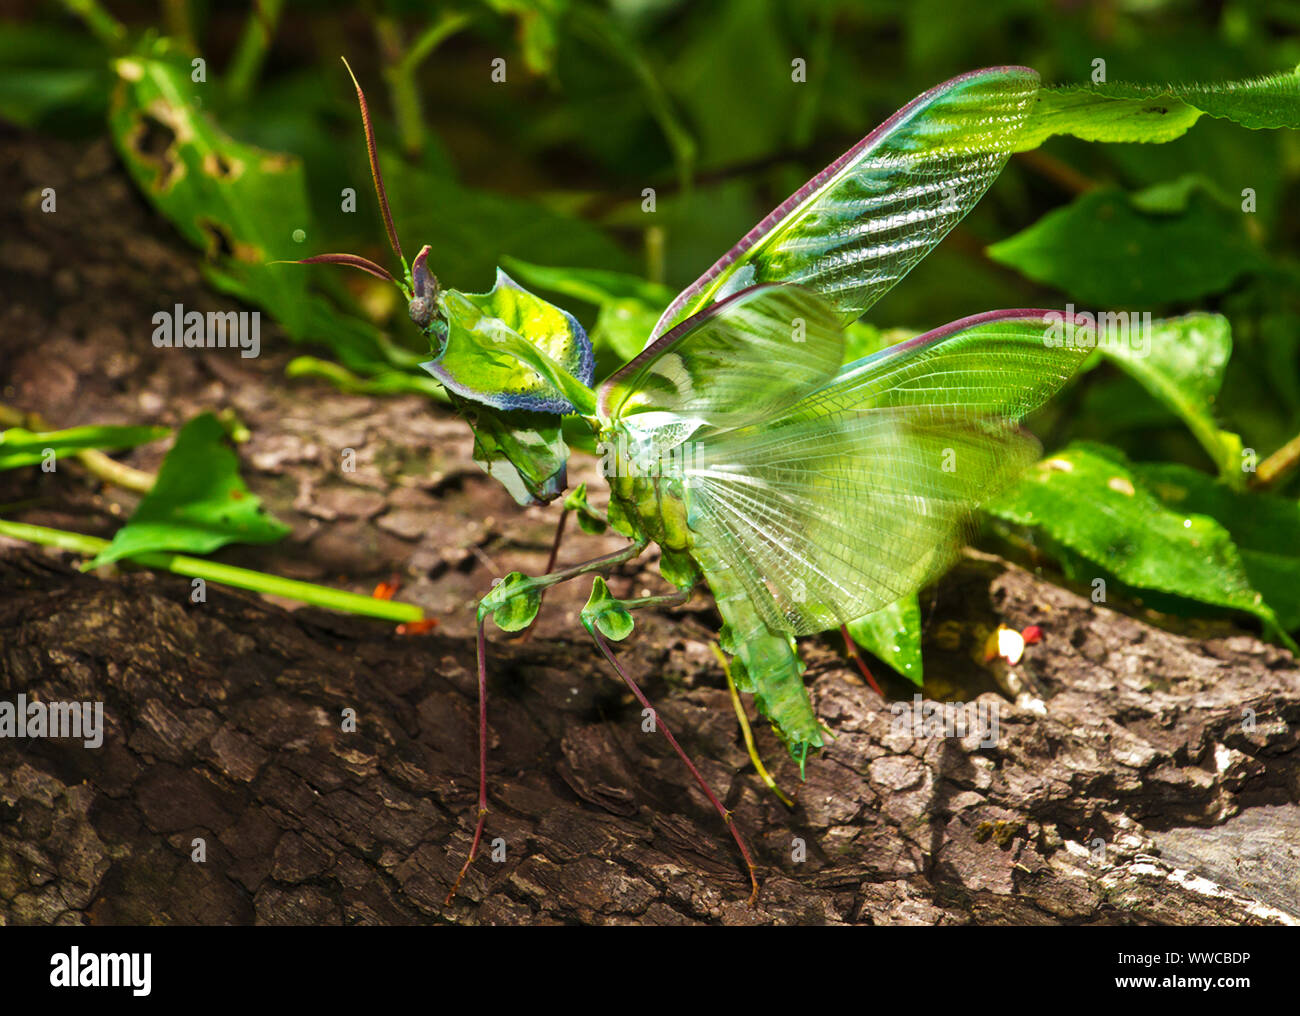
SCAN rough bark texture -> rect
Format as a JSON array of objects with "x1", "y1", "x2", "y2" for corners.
[{"x1": 2, "y1": 130, "x2": 1298, "y2": 926}]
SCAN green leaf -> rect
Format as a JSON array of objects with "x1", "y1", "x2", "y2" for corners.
[
  {"x1": 1015, "y1": 69, "x2": 1300, "y2": 150},
  {"x1": 482, "y1": 571, "x2": 542, "y2": 632},
  {"x1": 1135, "y1": 462, "x2": 1300, "y2": 632},
  {"x1": 88, "y1": 413, "x2": 289, "y2": 568},
  {"x1": 581, "y1": 576, "x2": 634, "y2": 641},
  {"x1": 1016, "y1": 86, "x2": 1204, "y2": 148},
  {"x1": 987, "y1": 443, "x2": 1292, "y2": 645},
  {"x1": 499, "y1": 258, "x2": 674, "y2": 309},
  {"x1": 426, "y1": 271, "x2": 596, "y2": 416},
  {"x1": 845, "y1": 594, "x2": 923, "y2": 685},
  {"x1": 1095, "y1": 313, "x2": 1244, "y2": 485},
  {"x1": 451, "y1": 393, "x2": 570, "y2": 507},
  {"x1": 0, "y1": 24, "x2": 112, "y2": 132},
  {"x1": 987, "y1": 185, "x2": 1266, "y2": 306},
  {"x1": 0, "y1": 424, "x2": 168, "y2": 470},
  {"x1": 841, "y1": 321, "x2": 916, "y2": 364},
  {"x1": 107, "y1": 39, "x2": 312, "y2": 336},
  {"x1": 563, "y1": 482, "x2": 608, "y2": 534},
  {"x1": 483, "y1": 0, "x2": 567, "y2": 76},
  {"x1": 284, "y1": 357, "x2": 448, "y2": 399}
]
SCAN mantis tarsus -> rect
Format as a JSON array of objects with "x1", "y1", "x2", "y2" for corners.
[{"x1": 298, "y1": 61, "x2": 1091, "y2": 906}]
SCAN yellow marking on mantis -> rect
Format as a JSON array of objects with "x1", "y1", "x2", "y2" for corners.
[{"x1": 711, "y1": 643, "x2": 794, "y2": 808}]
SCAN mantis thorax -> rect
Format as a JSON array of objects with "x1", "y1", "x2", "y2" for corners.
[{"x1": 598, "y1": 422, "x2": 694, "y2": 553}]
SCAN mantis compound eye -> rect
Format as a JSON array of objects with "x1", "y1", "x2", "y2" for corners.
[{"x1": 409, "y1": 295, "x2": 434, "y2": 328}]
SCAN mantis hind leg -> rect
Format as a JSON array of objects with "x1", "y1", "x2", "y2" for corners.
[
  {"x1": 444, "y1": 538, "x2": 649, "y2": 906},
  {"x1": 583, "y1": 591, "x2": 761, "y2": 908},
  {"x1": 839, "y1": 624, "x2": 884, "y2": 697},
  {"x1": 444, "y1": 615, "x2": 490, "y2": 905}
]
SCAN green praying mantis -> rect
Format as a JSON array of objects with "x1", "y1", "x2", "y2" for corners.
[{"x1": 297, "y1": 62, "x2": 1092, "y2": 906}]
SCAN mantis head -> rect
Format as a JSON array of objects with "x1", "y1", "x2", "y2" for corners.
[
  {"x1": 286, "y1": 59, "x2": 595, "y2": 507},
  {"x1": 290, "y1": 58, "x2": 447, "y2": 345}
]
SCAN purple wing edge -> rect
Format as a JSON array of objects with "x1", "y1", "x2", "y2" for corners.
[
  {"x1": 596, "y1": 282, "x2": 815, "y2": 420},
  {"x1": 648, "y1": 65, "x2": 1041, "y2": 343},
  {"x1": 839, "y1": 306, "x2": 1089, "y2": 375}
]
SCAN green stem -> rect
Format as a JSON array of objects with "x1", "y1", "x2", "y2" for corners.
[
  {"x1": 402, "y1": 11, "x2": 472, "y2": 74},
  {"x1": 0, "y1": 520, "x2": 425, "y2": 623},
  {"x1": 620, "y1": 589, "x2": 689, "y2": 611},
  {"x1": 377, "y1": 10, "x2": 472, "y2": 159},
  {"x1": 570, "y1": 8, "x2": 695, "y2": 195},
  {"x1": 60, "y1": 0, "x2": 128, "y2": 52},
  {"x1": 0, "y1": 403, "x2": 157, "y2": 494},
  {"x1": 225, "y1": 0, "x2": 284, "y2": 103},
  {"x1": 711, "y1": 642, "x2": 794, "y2": 808},
  {"x1": 1254, "y1": 430, "x2": 1300, "y2": 490},
  {"x1": 161, "y1": 0, "x2": 197, "y2": 52},
  {"x1": 790, "y1": 0, "x2": 833, "y2": 149}
]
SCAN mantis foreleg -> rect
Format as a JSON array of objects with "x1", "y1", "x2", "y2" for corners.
[{"x1": 444, "y1": 538, "x2": 650, "y2": 905}]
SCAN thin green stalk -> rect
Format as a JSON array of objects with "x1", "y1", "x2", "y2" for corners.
[
  {"x1": 1254, "y1": 430, "x2": 1300, "y2": 490},
  {"x1": 160, "y1": 0, "x2": 197, "y2": 52},
  {"x1": 403, "y1": 11, "x2": 472, "y2": 74},
  {"x1": 570, "y1": 7, "x2": 696, "y2": 195},
  {"x1": 60, "y1": 0, "x2": 128, "y2": 52},
  {"x1": 711, "y1": 643, "x2": 794, "y2": 808},
  {"x1": 0, "y1": 520, "x2": 425, "y2": 623},
  {"x1": 226, "y1": 0, "x2": 284, "y2": 103},
  {"x1": 0, "y1": 403, "x2": 156, "y2": 494},
  {"x1": 790, "y1": 0, "x2": 833, "y2": 149},
  {"x1": 376, "y1": 10, "x2": 472, "y2": 159}
]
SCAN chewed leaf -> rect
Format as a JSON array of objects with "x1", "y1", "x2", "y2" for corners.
[
  {"x1": 108, "y1": 40, "x2": 311, "y2": 336},
  {"x1": 424, "y1": 269, "x2": 594, "y2": 415},
  {"x1": 581, "y1": 577, "x2": 634, "y2": 641},
  {"x1": 483, "y1": 572, "x2": 542, "y2": 632}
]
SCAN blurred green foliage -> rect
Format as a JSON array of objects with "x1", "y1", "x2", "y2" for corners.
[{"x1": 4, "y1": 0, "x2": 1300, "y2": 656}]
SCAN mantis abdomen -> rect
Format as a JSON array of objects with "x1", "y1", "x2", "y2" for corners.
[{"x1": 689, "y1": 535, "x2": 824, "y2": 773}]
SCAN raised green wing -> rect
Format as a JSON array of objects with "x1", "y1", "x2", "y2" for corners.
[
  {"x1": 598, "y1": 283, "x2": 844, "y2": 436},
  {"x1": 652, "y1": 66, "x2": 1040, "y2": 340},
  {"x1": 682, "y1": 309, "x2": 1091, "y2": 637}
]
